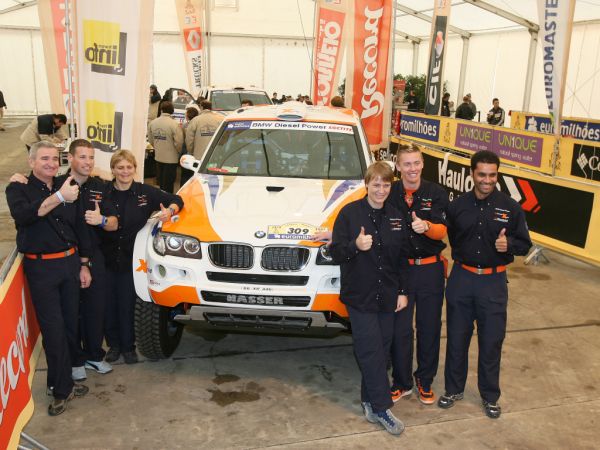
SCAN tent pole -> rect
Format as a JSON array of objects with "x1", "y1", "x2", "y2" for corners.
[
  {"x1": 64, "y1": 0, "x2": 76, "y2": 137},
  {"x1": 522, "y1": 30, "x2": 538, "y2": 112},
  {"x1": 457, "y1": 36, "x2": 469, "y2": 101}
]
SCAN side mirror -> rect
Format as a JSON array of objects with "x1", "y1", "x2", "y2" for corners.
[{"x1": 180, "y1": 154, "x2": 199, "y2": 171}]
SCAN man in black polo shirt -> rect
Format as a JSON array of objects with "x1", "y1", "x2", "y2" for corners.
[
  {"x1": 388, "y1": 143, "x2": 449, "y2": 405},
  {"x1": 438, "y1": 150, "x2": 532, "y2": 419},
  {"x1": 6, "y1": 141, "x2": 92, "y2": 416}
]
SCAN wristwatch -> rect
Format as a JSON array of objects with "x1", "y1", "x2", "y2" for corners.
[{"x1": 81, "y1": 261, "x2": 92, "y2": 268}]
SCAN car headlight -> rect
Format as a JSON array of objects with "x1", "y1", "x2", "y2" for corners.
[
  {"x1": 315, "y1": 244, "x2": 336, "y2": 265},
  {"x1": 153, "y1": 232, "x2": 202, "y2": 259}
]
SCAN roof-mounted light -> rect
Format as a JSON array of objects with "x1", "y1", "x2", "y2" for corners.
[{"x1": 276, "y1": 101, "x2": 306, "y2": 121}]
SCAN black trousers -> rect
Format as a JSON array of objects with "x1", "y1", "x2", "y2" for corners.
[
  {"x1": 347, "y1": 305, "x2": 394, "y2": 413},
  {"x1": 80, "y1": 248, "x2": 107, "y2": 361},
  {"x1": 392, "y1": 261, "x2": 445, "y2": 389},
  {"x1": 156, "y1": 162, "x2": 178, "y2": 193},
  {"x1": 104, "y1": 269, "x2": 136, "y2": 352},
  {"x1": 443, "y1": 264, "x2": 508, "y2": 403},
  {"x1": 24, "y1": 254, "x2": 82, "y2": 399}
]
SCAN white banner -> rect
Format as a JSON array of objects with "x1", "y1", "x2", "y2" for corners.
[
  {"x1": 72, "y1": 0, "x2": 154, "y2": 180},
  {"x1": 537, "y1": 0, "x2": 575, "y2": 136},
  {"x1": 175, "y1": 0, "x2": 208, "y2": 96}
]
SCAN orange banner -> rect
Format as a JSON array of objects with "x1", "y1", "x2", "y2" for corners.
[
  {"x1": 345, "y1": 0, "x2": 394, "y2": 150},
  {"x1": 0, "y1": 256, "x2": 42, "y2": 450},
  {"x1": 312, "y1": 0, "x2": 348, "y2": 106}
]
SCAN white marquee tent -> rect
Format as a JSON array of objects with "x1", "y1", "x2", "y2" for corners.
[{"x1": 0, "y1": 0, "x2": 599, "y2": 120}]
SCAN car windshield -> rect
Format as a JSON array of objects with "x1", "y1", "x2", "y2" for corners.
[
  {"x1": 211, "y1": 91, "x2": 271, "y2": 111},
  {"x1": 201, "y1": 122, "x2": 364, "y2": 179}
]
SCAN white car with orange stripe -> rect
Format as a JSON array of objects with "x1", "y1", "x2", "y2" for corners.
[{"x1": 132, "y1": 102, "x2": 373, "y2": 359}]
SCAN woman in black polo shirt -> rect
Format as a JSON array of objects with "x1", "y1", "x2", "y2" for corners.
[
  {"x1": 330, "y1": 161, "x2": 410, "y2": 436},
  {"x1": 102, "y1": 150, "x2": 183, "y2": 364}
]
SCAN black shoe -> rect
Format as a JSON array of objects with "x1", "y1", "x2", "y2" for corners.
[
  {"x1": 47, "y1": 384, "x2": 88, "y2": 416},
  {"x1": 482, "y1": 400, "x2": 501, "y2": 419},
  {"x1": 123, "y1": 350, "x2": 138, "y2": 364},
  {"x1": 437, "y1": 392, "x2": 464, "y2": 409},
  {"x1": 105, "y1": 347, "x2": 121, "y2": 363}
]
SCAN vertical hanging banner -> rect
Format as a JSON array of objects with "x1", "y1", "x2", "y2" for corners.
[
  {"x1": 175, "y1": 0, "x2": 208, "y2": 95},
  {"x1": 424, "y1": 0, "x2": 451, "y2": 116},
  {"x1": 537, "y1": 0, "x2": 575, "y2": 136},
  {"x1": 345, "y1": 0, "x2": 394, "y2": 152},
  {"x1": 73, "y1": 0, "x2": 154, "y2": 180},
  {"x1": 38, "y1": 0, "x2": 77, "y2": 115},
  {"x1": 312, "y1": 0, "x2": 348, "y2": 106},
  {"x1": 0, "y1": 258, "x2": 42, "y2": 450}
]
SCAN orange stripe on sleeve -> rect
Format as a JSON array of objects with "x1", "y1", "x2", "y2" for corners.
[{"x1": 424, "y1": 222, "x2": 447, "y2": 240}]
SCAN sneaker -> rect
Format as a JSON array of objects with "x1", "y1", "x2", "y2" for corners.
[
  {"x1": 437, "y1": 392, "x2": 464, "y2": 409},
  {"x1": 72, "y1": 366, "x2": 87, "y2": 381},
  {"x1": 361, "y1": 402, "x2": 378, "y2": 424},
  {"x1": 122, "y1": 350, "x2": 138, "y2": 364},
  {"x1": 415, "y1": 378, "x2": 435, "y2": 405},
  {"x1": 375, "y1": 409, "x2": 405, "y2": 436},
  {"x1": 391, "y1": 387, "x2": 412, "y2": 403},
  {"x1": 105, "y1": 347, "x2": 121, "y2": 363},
  {"x1": 85, "y1": 360, "x2": 113, "y2": 374},
  {"x1": 47, "y1": 384, "x2": 88, "y2": 416},
  {"x1": 482, "y1": 400, "x2": 502, "y2": 419}
]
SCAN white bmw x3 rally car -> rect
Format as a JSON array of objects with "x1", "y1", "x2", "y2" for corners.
[{"x1": 133, "y1": 102, "x2": 374, "y2": 359}]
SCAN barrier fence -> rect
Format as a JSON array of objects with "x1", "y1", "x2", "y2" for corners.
[
  {"x1": 0, "y1": 251, "x2": 42, "y2": 450},
  {"x1": 390, "y1": 135, "x2": 600, "y2": 267}
]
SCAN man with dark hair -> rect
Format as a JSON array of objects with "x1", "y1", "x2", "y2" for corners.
[
  {"x1": 406, "y1": 90, "x2": 419, "y2": 112},
  {"x1": 0, "y1": 89, "x2": 6, "y2": 131},
  {"x1": 241, "y1": 99, "x2": 254, "y2": 107},
  {"x1": 486, "y1": 98, "x2": 505, "y2": 126},
  {"x1": 271, "y1": 92, "x2": 279, "y2": 104},
  {"x1": 6, "y1": 141, "x2": 92, "y2": 416},
  {"x1": 441, "y1": 93, "x2": 452, "y2": 117},
  {"x1": 186, "y1": 100, "x2": 224, "y2": 161},
  {"x1": 455, "y1": 96, "x2": 475, "y2": 120},
  {"x1": 438, "y1": 150, "x2": 532, "y2": 419},
  {"x1": 466, "y1": 93, "x2": 477, "y2": 118},
  {"x1": 148, "y1": 101, "x2": 184, "y2": 193},
  {"x1": 20, "y1": 113, "x2": 68, "y2": 150},
  {"x1": 330, "y1": 96, "x2": 345, "y2": 108}
]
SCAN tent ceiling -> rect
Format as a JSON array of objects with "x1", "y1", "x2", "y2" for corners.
[{"x1": 1, "y1": 0, "x2": 600, "y2": 33}]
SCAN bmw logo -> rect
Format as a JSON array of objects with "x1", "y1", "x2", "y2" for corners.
[{"x1": 254, "y1": 230, "x2": 266, "y2": 238}]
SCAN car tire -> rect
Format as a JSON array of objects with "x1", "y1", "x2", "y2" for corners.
[{"x1": 134, "y1": 297, "x2": 183, "y2": 360}]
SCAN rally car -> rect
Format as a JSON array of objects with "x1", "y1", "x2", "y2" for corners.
[{"x1": 133, "y1": 102, "x2": 373, "y2": 359}]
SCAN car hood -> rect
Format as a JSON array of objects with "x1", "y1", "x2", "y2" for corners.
[{"x1": 162, "y1": 174, "x2": 365, "y2": 246}]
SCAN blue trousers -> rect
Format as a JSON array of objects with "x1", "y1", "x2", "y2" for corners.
[
  {"x1": 443, "y1": 264, "x2": 508, "y2": 403},
  {"x1": 347, "y1": 305, "x2": 394, "y2": 413},
  {"x1": 392, "y1": 261, "x2": 445, "y2": 389}
]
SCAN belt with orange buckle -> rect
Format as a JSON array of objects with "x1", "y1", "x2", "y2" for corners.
[
  {"x1": 24, "y1": 247, "x2": 76, "y2": 260},
  {"x1": 459, "y1": 263, "x2": 506, "y2": 275}
]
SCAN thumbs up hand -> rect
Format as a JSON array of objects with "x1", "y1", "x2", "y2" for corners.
[
  {"x1": 411, "y1": 211, "x2": 429, "y2": 234},
  {"x1": 59, "y1": 176, "x2": 79, "y2": 202},
  {"x1": 157, "y1": 203, "x2": 172, "y2": 223},
  {"x1": 495, "y1": 228, "x2": 508, "y2": 252},
  {"x1": 355, "y1": 226, "x2": 373, "y2": 251},
  {"x1": 85, "y1": 200, "x2": 103, "y2": 226}
]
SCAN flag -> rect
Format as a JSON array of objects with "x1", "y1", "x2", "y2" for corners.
[
  {"x1": 312, "y1": 0, "x2": 348, "y2": 106},
  {"x1": 72, "y1": 0, "x2": 154, "y2": 180},
  {"x1": 175, "y1": 0, "x2": 208, "y2": 95},
  {"x1": 424, "y1": 0, "x2": 451, "y2": 115}
]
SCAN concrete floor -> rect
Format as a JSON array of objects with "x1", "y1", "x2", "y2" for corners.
[{"x1": 1, "y1": 120, "x2": 599, "y2": 449}]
